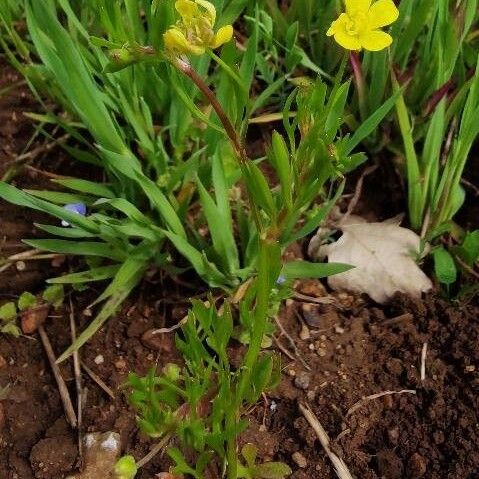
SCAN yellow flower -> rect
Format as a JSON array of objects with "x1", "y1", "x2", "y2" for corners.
[
  {"x1": 327, "y1": 0, "x2": 399, "y2": 51},
  {"x1": 164, "y1": 0, "x2": 233, "y2": 56}
]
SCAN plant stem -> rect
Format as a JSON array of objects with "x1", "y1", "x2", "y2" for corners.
[
  {"x1": 173, "y1": 57, "x2": 247, "y2": 164},
  {"x1": 349, "y1": 52, "x2": 367, "y2": 120},
  {"x1": 172, "y1": 55, "x2": 281, "y2": 479},
  {"x1": 171, "y1": 56, "x2": 263, "y2": 231},
  {"x1": 227, "y1": 237, "x2": 278, "y2": 479}
]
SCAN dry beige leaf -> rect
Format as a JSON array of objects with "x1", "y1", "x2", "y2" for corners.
[{"x1": 312, "y1": 221, "x2": 432, "y2": 304}]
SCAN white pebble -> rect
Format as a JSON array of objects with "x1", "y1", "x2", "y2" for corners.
[{"x1": 94, "y1": 355, "x2": 104, "y2": 365}]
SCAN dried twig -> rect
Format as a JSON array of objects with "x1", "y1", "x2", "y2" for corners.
[
  {"x1": 24, "y1": 165, "x2": 67, "y2": 179},
  {"x1": 461, "y1": 177, "x2": 479, "y2": 196},
  {"x1": 382, "y1": 313, "x2": 414, "y2": 326},
  {"x1": 346, "y1": 389, "x2": 416, "y2": 417},
  {"x1": 0, "y1": 248, "x2": 63, "y2": 273},
  {"x1": 80, "y1": 361, "x2": 115, "y2": 400},
  {"x1": 420, "y1": 343, "x2": 428, "y2": 382},
  {"x1": 299, "y1": 403, "x2": 354, "y2": 479},
  {"x1": 38, "y1": 325, "x2": 77, "y2": 427},
  {"x1": 454, "y1": 255, "x2": 479, "y2": 280},
  {"x1": 273, "y1": 337, "x2": 296, "y2": 361},
  {"x1": 150, "y1": 318, "x2": 187, "y2": 336},
  {"x1": 274, "y1": 317, "x2": 311, "y2": 371},
  {"x1": 69, "y1": 298, "x2": 83, "y2": 462},
  {"x1": 5, "y1": 133, "x2": 70, "y2": 166},
  {"x1": 293, "y1": 292, "x2": 336, "y2": 305},
  {"x1": 343, "y1": 164, "x2": 378, "y2": 221},
  {"x1": 136, "y1": 434, "x2": 171, "y2": 469}
]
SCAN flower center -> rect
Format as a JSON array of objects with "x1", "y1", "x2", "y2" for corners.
[{"x1": 345, "y1": 12, "x2": 367, "y2": 36}]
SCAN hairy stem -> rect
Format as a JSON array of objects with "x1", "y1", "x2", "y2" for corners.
[{"x1": 173, "y1": 57, "x2": 247, "y2": 164}]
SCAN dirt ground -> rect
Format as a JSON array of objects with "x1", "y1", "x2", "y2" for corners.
[{"x1": 1, "y1": 64, "x2": 478, "y2": 479}]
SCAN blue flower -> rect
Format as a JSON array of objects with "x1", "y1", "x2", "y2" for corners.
[
  {"x1": 276, "y1": 274, "x2": 287, "y2": 286},
  {"x1": 61, "y1": 202, "x2": 87, "y2": 227}
]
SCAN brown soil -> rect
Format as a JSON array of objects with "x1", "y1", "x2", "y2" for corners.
[{"x1": 1, "y1": 64, "x2": 479, "y2": 479}]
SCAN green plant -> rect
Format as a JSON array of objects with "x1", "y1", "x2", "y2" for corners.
[
  {"x1": 0, "y1": 284, "x2": 65, "y2": 337},
  {"x1": 117, "y1": 2, "x2": 406, "y2": 476},
  {"x1": 0, "y1": 301, "x2": 19, "y2": 337},
  {"x1": 394, "y1": 57, "x2": 479, "y2": 233},
  {"x1": 432, "y1": 229, "x2": 479, "y2": 297},
  {"x1": 238, "y1": 444, "x2": 291, "y2": 479},
  {"x1": 0, "y1": 0, "x2": 399, "y2": 361},
  {"x1": 128, "y1": 298, "x2": 290, "y2": 479}
]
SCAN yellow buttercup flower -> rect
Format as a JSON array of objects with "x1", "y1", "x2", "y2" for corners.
[
  {"x1": 327, "y1": 0, "x2": 399, "y2": 51},
  {"x1": 164, "y1": 0, "x2": 233, "y2": 56}
]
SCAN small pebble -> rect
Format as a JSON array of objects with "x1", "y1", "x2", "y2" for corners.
[
  {"x1": 294, "y1": 372, "x2": 311, "y2": 390},
  {"x1": 94, "y1": 355, "x2": 104, "y2": 365},
  {"x1": 317, "y1": 348, "x2": 326, "y2": 357},
  {"x1": 308, "y1": 343, "x2": 315, "y2": 351},
  {"x1": 334, "y1": 325, "x2": 345, "y2": 334},
  {"x1": 292, "y1": 451, "x2": 308, "y2": 468},
  {"x1": 114, "y1": 359, "x2": 127, "y2": 371},
  {"x1": 299, "y1": 325, "x2": 310, "y2": 341},
  {"x1": 388, "y1": 427, "x2": 400, "y2": 445},
  {"x1": 15, "y1": 261, "x2": 26, "y2": 271},
  {"x1": 408, "y1": 452, "x2": 427, "y2": 477},
  {"x1": 465, "y1": 365, "x2": 476, "y2": 372},
  {"x1": 0, "y1": 355, "x2": 7, "y2": 370},
  {"x1": 141, "y1": 329, "x2": 174, "y2": 352}
]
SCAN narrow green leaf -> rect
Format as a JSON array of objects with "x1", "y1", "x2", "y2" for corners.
[
  {"x1": 53, "y1": 178, "x2": 115, "y2": 198},
  {"x1": 282, "y1": 261, "x2": 353, "y2": 280},
  {"x1": 24, "y1": 239, "x2": 125, "y2": 261},
  {"x1": 48, "y1": 265, "x2": 121, "y2": 284}
]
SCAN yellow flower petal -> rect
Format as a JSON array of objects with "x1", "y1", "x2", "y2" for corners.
[
  {"x1": 211, "y1": 25, "x2": 233, "y2": 49},
  {"x1": 359, "y1": 29, "x2": 392, "y2": 51},
  {"x1": 368, "y1": 0, "x2": 399, "y2": 29},
  {"x1": 196, "y1": 0, "x2": 216, "y2": 26},
  {"x1": 164, "y1": 28, "x2": 205, "y2": 55},
  {"x1": 344, "y1": 0, "x2": 371, "y2": 15},
  {"x1": 327, "y1": 13, "x2": 348, "y2": 36},
  {"x1": 175, "y1": 0, "x2": 198, "y2": 23},
  {"x1": 334, "y1": 30, "x2": 362, "y2": 50}
]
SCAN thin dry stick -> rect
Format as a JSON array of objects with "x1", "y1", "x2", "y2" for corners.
[
  {"x1": 273, "y1": 337, "x2": 296, "y2": 361},
  {"x1": 136, "y1": 434, "x2": 171, "y2": 469},
  {"x1": 274, "y1": 317, "x2": 311, "y2": 371},
  {"x1": 24, "y1": 164, "x2": 67, "y2": 179},
  {"x1": 420, "y1": 343, "x2": 428, "y2": 382},
  {"x1": 0, "y1": 249, "x2": 64, "y2": 273},
  {"x1": 454, "y1": 255, "x2": 479, "y2": 280},
  {"x1": 80, "y1": 361, "x2": 115, "y2": 400},
  {"x1": 346, "y1": 389, "x2": 417, "y2": 417},
  {"x1": 299, "y1": 403, "x2": 354, "y2": 479},
  {"x1": 293, "y1": 292, "x2": 336, "y2": 305},
  {"x1": 38, "y1": 324, "x2": 77, "y2": 427},
  {"x1": 5, "y1": 133, "x2": 70, "y2": 167},
  {"x1": 343, "y1": 164, "x2": 378, "y2": 221},
  {"x1": 461, "y1": 177, "x2": 479, "y2": 196},
  {"x1": 69, "y1": 298, "x2": 83, "y2": 461},
  {"x1": 151, "y1": 318, "x2": 187, "y2": 335},
  {"x1": 382, "y1": 313, "x2": 414, "y2": 326}
]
